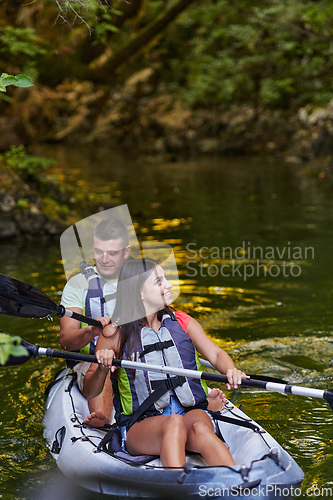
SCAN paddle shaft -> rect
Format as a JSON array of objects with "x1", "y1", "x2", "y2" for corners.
[
  {"x1": 117, "y1": 359, "x2": 332, "y2": 403},
  {"x1": 199, "y1": 358, "x2": 289, "y2": 385},
  {"x1": 30, "y1": 345, "x2": 333, "y2": 408},
  {"x1": 62, "y1": 308, "x2": 102, "y2": 328}
]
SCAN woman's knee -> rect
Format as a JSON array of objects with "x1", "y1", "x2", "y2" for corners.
[
  {"x1": 190, "y1": 418, "x2": 213, "y2": 438},
  {"x1": 163, "y1": 414, "x2": 186, "y2": 435}
]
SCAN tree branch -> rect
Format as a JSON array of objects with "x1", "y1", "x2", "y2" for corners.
[{"x1": 87, "y1": 0, "x2": 196, "y2": 80}]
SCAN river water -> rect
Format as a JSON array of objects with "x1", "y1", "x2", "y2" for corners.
[{"x1": 0, "y1": 147, "x2": 333, "y2": 499}]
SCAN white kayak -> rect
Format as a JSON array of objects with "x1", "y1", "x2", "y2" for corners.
[{"x1": 43, "y1": 367, "x2": 304, "y2": 499}]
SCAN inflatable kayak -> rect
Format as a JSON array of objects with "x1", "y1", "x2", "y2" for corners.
[{"x1": 43, "y1": 368, "x2": 304, "y2": 499}]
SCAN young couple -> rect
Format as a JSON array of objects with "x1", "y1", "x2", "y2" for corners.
[
  {"x1": 60, "y1": 218, "x2": 247, "y2": 467},
  {"x1": 82, "y1": 256, "x2": 248, "y2": 468}
]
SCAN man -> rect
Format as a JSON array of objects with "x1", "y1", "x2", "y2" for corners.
[{"x1": 59, "y1": 218, "x2": 131, "y2": 426}]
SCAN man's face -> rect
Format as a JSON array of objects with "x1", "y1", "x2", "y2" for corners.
[{"x1": 93, "y1": 237, "x2": 130, "y2": 280}]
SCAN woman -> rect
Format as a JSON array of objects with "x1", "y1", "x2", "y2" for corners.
[{"x1": 83, "y1": 258, "x2": 248, "y2": 468}]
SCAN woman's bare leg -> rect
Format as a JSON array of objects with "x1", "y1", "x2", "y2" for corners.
[
  {"x1": 184, "y1": 410, "x2": 235, "y2": 466},
  {"x1": 126, "y1": 414, "x2": 187, "y2": 468}
]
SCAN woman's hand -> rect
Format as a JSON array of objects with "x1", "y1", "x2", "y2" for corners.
[
  {"x1": 102, "y1": 322, "x2": 118, "y2": 338},
  {"x1": 96, "y1": 348, "x2": 117, "y2": 372},
  {"x1": 226, "y1": 368, "x2": 249, "y2": 390},
  {"x1": 89, "y1": 316, "x2": 111, "y2": 335}
]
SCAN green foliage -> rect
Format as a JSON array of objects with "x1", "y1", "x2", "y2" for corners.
[
  {"x1": 1, "y1": 0, "x2": 333, "y2": 118},
  {"x1": 138, "y1": 0, "x2": 165, "y2": 25},
  {"x1": 92, "y1": 11, "x2": 120, "y2": 46},
  {"x1": 0, "y1": 333, "x2": 28, "y2": 366},
  {"x1": 0, "y1": 26, "x2": 47, "y2": 80},
  {"x1": 17, "y1": 198, "x2": 29, "y2": 208},
  {"x1": 2, "y1": 146, "x2": 55, "y2": 176},
  {"x1": 155, "y1": 0, "x2": 333, "y2": 111},
  {"x1": 0, "y1": 145, "x2": 113, "y2": 225},
  {"x1": 0, "y1": 73, "x2": 33, "y2": 92}
]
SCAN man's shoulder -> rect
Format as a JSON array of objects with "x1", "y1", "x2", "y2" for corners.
[{"x1": 64, "y1": 272, "x2": 89, "y2": 290}]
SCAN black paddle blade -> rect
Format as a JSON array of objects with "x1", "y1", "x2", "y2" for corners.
[
  {"x1": 0, "y1": 274, "x2": 58, "y2": 319},
  {"x1": 323, "y1": 390, "x2": 333, "y2": 411},
  {"x1": 4, "y1": 352, "x2": 33, "y2": 365}
]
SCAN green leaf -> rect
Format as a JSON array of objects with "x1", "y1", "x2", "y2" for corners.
[
  {"x1": 0, "y1": 332, "x2": 14, "y2": 343},
  {"x1": 11, "y1": 344, "x2": 29, "y2": 357},
  {"x1": 12, "y1": 74, "x2": 33, "y2": 88},
  {"x1": 0, "y1": 333, "x2": 28, "y2": 365},
  {"x1": 0, "y1": 73, "x2": 33, "y2": 92},
  {"x1": 0, "y1": 342, "x2": 11, "y2": 365},
  {"x1": 1, "y1": 74, "x2": 17, "y2": 86}
]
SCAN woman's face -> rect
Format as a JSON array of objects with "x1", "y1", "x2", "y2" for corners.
[{"x1": 140, "y1": 265, "x2": 173, "y2": 315}]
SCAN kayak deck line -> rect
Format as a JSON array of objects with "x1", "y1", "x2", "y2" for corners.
[{"x1": 43, "y1": 367, "x2": 304, "y2": 498}]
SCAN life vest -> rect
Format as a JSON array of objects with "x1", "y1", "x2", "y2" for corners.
[
  {"x1": 80, "y1": 262, "x2": 117, "y2": 354},
  {"x1": 112, "y1": 312, "x2": 208, "y2": 427}
]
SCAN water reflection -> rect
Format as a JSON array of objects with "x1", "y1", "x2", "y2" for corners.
[{"x1": 1, "y1": 147, "x2": 333, "y2": 497}]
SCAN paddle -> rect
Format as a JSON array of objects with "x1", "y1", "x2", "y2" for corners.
[
  {"x1": 199, "y1": 358, "x2": 289, "y2": 385},
  {"x1": 0, "y1": 273, "x2": 102, "y2": 328},
  {"x1": 3, "y1": 335, "x2": 333, "y2": 410}
]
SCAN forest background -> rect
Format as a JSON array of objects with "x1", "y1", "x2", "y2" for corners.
[{"x1": 1, "y1": 0, "x2": 333, "y2": 238}]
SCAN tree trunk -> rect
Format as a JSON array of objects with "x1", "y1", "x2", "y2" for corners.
[
  {"x1": 112, "y1": 0, "x2": 143, "y2": 30},
  {"x1": 80, "y1": 0, "x2": 143, "y2": 67},
  {"x1": 87, "y1": 0, "x2": 196, "y2": 81}
]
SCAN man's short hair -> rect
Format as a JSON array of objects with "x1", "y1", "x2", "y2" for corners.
[{"x1": 93, "y1": 219, "x2": 129, "y2": 248}]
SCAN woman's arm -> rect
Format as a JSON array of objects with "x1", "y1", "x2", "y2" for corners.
[
  {"x1": 186, "y1": 317, "x2": 248, "y2": 389},
  {"x1": 82, "y1": 324, "x2": 119, "y2": 400}
]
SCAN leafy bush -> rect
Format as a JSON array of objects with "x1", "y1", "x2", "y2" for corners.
[
  {"x1": 2, "y1": 145, "x2": 55, "y2": 176},
  {"x1": 155, "y1": 0, "x2": 333, "y2": 111},
  {"x1": 0, "y1": 27, "x2": 47, "y2": 80}
]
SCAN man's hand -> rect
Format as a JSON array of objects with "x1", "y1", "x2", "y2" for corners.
[
  {"x1": 59, "y1": 311, "x2": 111, "y2": 351},
  {"x1": 89, "y1": 316, "x2": 111, "y2": 335}
]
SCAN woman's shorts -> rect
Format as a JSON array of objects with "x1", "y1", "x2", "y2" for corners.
[{"x1": 120, "y1": 396, "x2": 217, "y2": 453}]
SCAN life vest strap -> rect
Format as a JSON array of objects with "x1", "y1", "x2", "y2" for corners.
[
  {"x1": 208, "y1": 412, "x2": 262, "y2": 433},
  {"x1": 139, "y1": 340, "x2": 174, "y2": 358},
  {"x1": 101, "y1": 292, "x2": 117, "y2": 304},
  {"x1": 127, "y1": 375, "x2": 186, "y2": 429}
]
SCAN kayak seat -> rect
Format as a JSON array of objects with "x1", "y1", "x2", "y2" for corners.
[
  {"x1": 96, "y1": 424, "x2": 159, "y2": 464},
  {"x1": 112, "y1": 450, "x2": 159, "y2": 465}
]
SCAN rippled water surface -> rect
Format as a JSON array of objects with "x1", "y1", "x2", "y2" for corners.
[{"x1": 1, "y1": 148, "x2": 333, "y2": 498}]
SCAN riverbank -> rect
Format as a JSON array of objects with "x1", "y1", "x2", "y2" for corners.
[
  {"x1": 2, "y1": 70, "x2": 333, "y2": 242},
  {"x1": 0, "y1": 146, "x2": 114, "y2": 241},
  {"x1": 2, "y1": 69, "x2": 333, "y2": 164}
]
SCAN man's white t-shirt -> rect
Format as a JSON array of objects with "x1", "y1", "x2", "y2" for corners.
[{"x1": 61, "y1": 267, "x2": 118, "y2": 320}]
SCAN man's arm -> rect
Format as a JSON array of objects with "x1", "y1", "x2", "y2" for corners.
[
  {"x1": 59, "y1": 277, "x2": 104, "y2": 351},
  {"x1": 59, "y1": 308, "x2": 105, "y2": 351}
]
